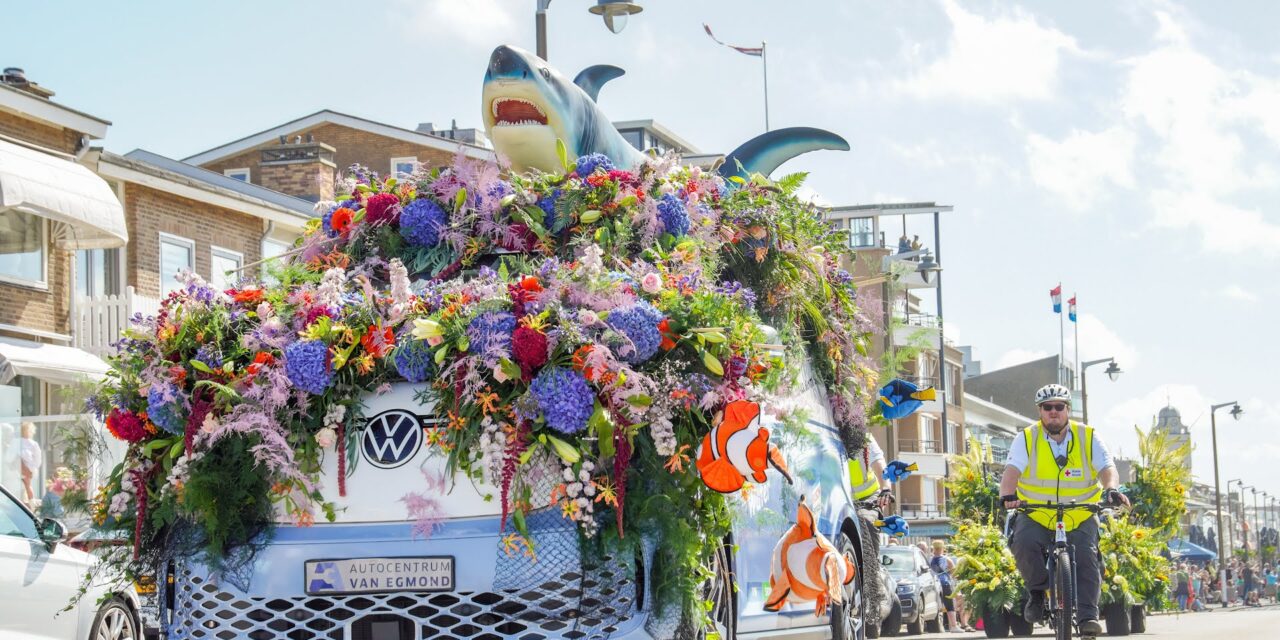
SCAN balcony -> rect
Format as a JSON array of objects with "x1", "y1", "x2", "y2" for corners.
[
  {"x1": 898, "y1": 438, "x2": 943, "y2": 454},
  {"x1": 899, "y1": 503, "x2": 947, "y2": 520},
  {"x1": 73, "y1": 286, "x2": 161, "y2": 358},
  {"x1": 892, "y1": 312, "x2": 939, "y2": 347}
]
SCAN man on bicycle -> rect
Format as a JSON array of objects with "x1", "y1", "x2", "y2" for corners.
[
  {"x1": 999, "y1": 384, "x2": 1129, "y2": 637},
  {"x1": 850, "y1": 433, "x2": 896, "y2": 627}
]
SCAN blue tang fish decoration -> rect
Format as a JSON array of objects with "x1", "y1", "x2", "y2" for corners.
[
  {"x1": 875, "y1": 515, "x2": 909, "y2": 538},
  {"x1": 884, "y1": 460, "x2": 919, "y2": 484},
  {"x1": 878, "y1": 378, "x2": 937, "y2": 420}
]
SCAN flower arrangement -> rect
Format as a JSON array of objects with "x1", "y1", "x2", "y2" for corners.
[
  {"x1": 86, "y1": 149, "x2": 878, "y2": 623},
  {"x1": 945, "y1": 436, "x2": 1003, "y2": 524},
  {"x1": 951, "y1": 521, "x2": 1025, "y2": 618},
  {"x1": 1099, "y1": 515, "x2": 1172, "y2": 610}
]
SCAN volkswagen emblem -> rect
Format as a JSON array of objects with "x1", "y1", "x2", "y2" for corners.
[{"x1": 360, "y1": 410, "x2": 424, "y2": 469}]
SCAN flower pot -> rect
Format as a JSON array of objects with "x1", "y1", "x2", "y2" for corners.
[
  {"x1": 1007, "y1": 608, "x2": 1035, "y2": 637},
  {"x1": 1103, "y1": 602, "x2": 1131, "y2": 636},
  {"x1": 982, "y1": 610, "x2": 1010, "y2": 638},
  {"x1": 1129, "y1": 604, "x2": 1145, "y2": 634}
]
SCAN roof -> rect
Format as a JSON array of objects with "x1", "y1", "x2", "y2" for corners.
[
  {"x1": 827, "y1": 202, "x2": 954, "y2": 218},
  {"x1": 182, "y1": 110, "x2": 495, "y2": 166},
  {"x1": 0, "y1": 137, "x2": 127, "y2": 249},
  {"x1": 0, "y1": 83, "x2": 110, "y2": 139},
  {"x1": 612, "y1": 119, "x2": 702, "y2": 154},
  {"x1": 97, "y1": 149, "x2": 316, "y2": 229},
  {"x1": 962, "y1": 393, "x2": 1035, "y2": 432},
  {"x1": 0, "y1": 335, "x2": 109, "y2": 385}
]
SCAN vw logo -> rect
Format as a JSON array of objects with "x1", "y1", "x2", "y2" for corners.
[{"x1": 360, "y1": 410, "x2": 424, "y2": 469}]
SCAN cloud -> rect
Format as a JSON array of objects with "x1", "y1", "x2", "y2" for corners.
[
  {"x1": 993, "y1": 348, "x2": 1050, "y2": 370},
  {"x1": 1025, "y1": 126, "x2": 1137, "y2": 210},
  {"x1": 1075, "y1": 312, "x2": 1139, "y2": 368},
  {"x1": 1146, "y1": 190, "x2": 1280, "y2": 257},
  {"x1": 395, "y1": 0, "x2": 520, "y2": 49},
  {"x1": 895, "y1": 0, "x2": 1083, "y2": 103},
  {"x1": 1221, "y1": 284, "x2": 1259, "y2": 302}
]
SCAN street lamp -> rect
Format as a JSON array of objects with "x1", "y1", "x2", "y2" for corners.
[
  {"x1": 1242, "y1": 484, "x2": 1256, "y2": 562},
  {"x1": 1079, "y1": 357, "x2": 1121, "y2": 424},
  {"x1": 1210, "y1": 401, "x2": 1243, "y2": 607},
  {"x1": 536, "y1": 0, "x2": 644, "y2": 60},
  {"x1": 1227, "y1": 478, "x2": 1243, "y2": 565},
  {"x1": 1251, "y1": 487, "x2": 1262, "y2": 564}
]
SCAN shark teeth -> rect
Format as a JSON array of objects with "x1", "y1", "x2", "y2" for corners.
[{"x1": 492, "y1": 98, "x2": 548, "y2": 126}]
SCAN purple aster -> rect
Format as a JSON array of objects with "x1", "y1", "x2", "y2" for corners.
[
  {"x1": 717, "y1": 280, "x2": 758, "y2": 309},
  {"x1": 531, "y1": 367, "x2": 595, "y2": 435},
  {"x1": 657, "y1": 193, "x2": 690, "y2": 237},
  {"x1": 284, "y1": 340, "x2": 333, "y2": 395},
  {"x1": 466, "y1": 311, "x2": 517, "y2": 355},
  {"x1": 606, "y1": 301, "x2": 663, "y2": 364},
  {"x1": 575, "y1": 153, "x2": 614, "y2": 177},
  {"x1": 393, "y1": 339, "x2": 435, "y2": 383},
  {"x1": 147, "y1": 381, "x2": 188, "y2": 435},
  {"x1": 400, "y1": 198, "x2": 447, "y2": 247}
]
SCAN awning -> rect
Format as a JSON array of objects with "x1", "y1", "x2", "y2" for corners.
[
  {"x1": 0, "y1": 336, "x2": 110, "y2": 385},
  {"x1": 0, "y1": 138, "x2": 127, "y2": 249},
  {"x1": 1167, "y1": 538, "x2": 1217, "y2": 561}
]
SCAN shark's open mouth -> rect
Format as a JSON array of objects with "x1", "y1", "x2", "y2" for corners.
[{"x1": 492, "y1": 98, "x2": 548, "y2": 126}]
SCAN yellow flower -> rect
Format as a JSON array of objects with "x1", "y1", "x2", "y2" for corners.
[
  {"x1": 1133, "y1": 529, "x2": 1146, "y2": 540},
  {"x1": 988, "y1": 577, "x2": 1002, "y2": 589}
]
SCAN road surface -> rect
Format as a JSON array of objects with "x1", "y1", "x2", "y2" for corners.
[{"x1": 926, "y1": 603, "x2": 1279, "y2": 639}]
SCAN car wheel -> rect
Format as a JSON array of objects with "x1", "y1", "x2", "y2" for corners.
[
  {"x1": 906, "y1": 599, "x2": 924, "y2": 635},
  {"x1": 880, "y1": 597, "x2": 903, "y2": 637},
  {"x1": 831, "y1": 532, "x2": 867, "y2": 640},
  {"x1": 696, "y1": 538, "x2": 736, "y2": 639},
  {"x1": 924, "y1": 608, "x2": 943, "y2": 633},
  {"x1": 91, "y1": 597, "x2": 139, "y2": 640}
]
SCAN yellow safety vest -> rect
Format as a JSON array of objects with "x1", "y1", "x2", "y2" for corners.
[
  {"x1": 1015, "y1": 421, "x2": 1101, "y2": 531},
  {"x1": 849, "y1": 452, "x2": 880, "y2": 501}
]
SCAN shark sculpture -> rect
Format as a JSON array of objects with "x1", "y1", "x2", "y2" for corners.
[{"x1": 482, "y1": 45, "x2": 849, "y2": 179}]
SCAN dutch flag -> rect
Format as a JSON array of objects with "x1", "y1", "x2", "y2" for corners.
[
  {"x1": 1068, "y1": 295, "x2": 1077, "y2": 323},
  {"x1": 1050, "y1": 284, "x2": 1062, "y2": 313}
]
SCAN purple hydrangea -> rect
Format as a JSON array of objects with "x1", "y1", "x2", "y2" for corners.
[
  {"x1": 657, "y1": 193, "x2": 690, "y2": 237},
  {"x1": 466, "y1": 311, "x2": 517, "y2": 355},
  {"x1": 284, "y1": 340, "x2": 333, "y2": 395},
  {"x1": 531, "y1": 367, "x2": 595, "y2": 435},
  {"x1": 606, "y1": 301, "x2": 664, "y2": 364},
  {"x1": 575, "y1": 153, "x2": 614, "y2": 176},
  {"x1": 394, "y1": 339, "x2": 434, "y2": 383},
  {"x1": 400, "y1": 198, "x2": 448, "y2": 247},
  {"x1": 147, "y1": 381, "x2": 187, "y2": 435}
]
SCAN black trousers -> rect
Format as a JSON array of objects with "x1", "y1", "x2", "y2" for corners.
[{"x1": 1010, "y1": 514, "x2": 1101, "y2": 622}]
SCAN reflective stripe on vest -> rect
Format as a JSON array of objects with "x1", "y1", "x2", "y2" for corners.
[
  {"x1": 849, "y1": 456, "x2": 879, "y2": 501},
  {"x1": 1015, "y1": 421, "x2": 1101, "y2": 531}
]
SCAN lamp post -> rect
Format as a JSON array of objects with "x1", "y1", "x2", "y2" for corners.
[
  {"x1": 1227, "y1": 479, "x2": 1243, "y2": 569},
  {"x1": 1243, "y1": 484, "x2": 1256, "y2": 562},
  {"x1": 535, "y1": 0, "x2": 643, "y2": 60},
  {"x1": 1211, "y1": 401, "x2": 1243, "y2": 607},
  {"x1": 1252, "y1": 487, "x2": 1261, "y2": 565},
  {"x1": 1079, "y1": 357, "x2": 1121, "y2": 424}
]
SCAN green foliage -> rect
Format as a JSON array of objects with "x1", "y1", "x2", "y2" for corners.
[
  {"x1": 1125, "y1": 425, "x2": 1191, "y2": 538},
  {"x1": 951, "y1": 521, "x2": 1025, "y2": 617},
  {"x1": 177, "y1": 436, "x2": 276, "y2": 564},
  {"x1": 1099, "y1": 516, "x2": 1171, "y2": 610},
  {"x1": 945, "y1": 436, "x2": 1003, "y2": 524}
]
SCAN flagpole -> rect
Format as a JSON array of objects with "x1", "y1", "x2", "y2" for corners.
[
  {"x1": 762, "y1": 40, "x2": 770, "y2": 131},
  {"x1": 1073, "y1": 293, "x2": 1080, "y2": 391},
  {"x1": 1058, "y1": 283, "x2": 1065, "y2": 385}
]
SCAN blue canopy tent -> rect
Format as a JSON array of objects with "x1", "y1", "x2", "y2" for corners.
[{"x1": 1168, "y1": 538, "x2": 1217, "y2": 561}]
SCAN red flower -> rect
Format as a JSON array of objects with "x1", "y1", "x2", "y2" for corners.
[
  {"x1": 511, "y1": 326, "x2": 548, "y2": 379},
  {"x1": 519, "y1": 276, "x2": 543, "y2": 292},
  {"x1": 608, "y1": 170, "x2": 637, "y2": 186},
  {"x1": 360, "y1": 324, "x2": 395, "y2": 358},
  {"x1": 364, "y1": 193, "x2": 401, "y2": 226},
  {"x1": 232, "y1": 287, "x2": 265, "y2": 305},
  {"x1": 586, "y1": 173, "x2": 610, "y2": 188},
  {"x1": 245, "y1": 351, "x2": 276, "y2": 377},
  {"x1": 106, "y1": 408, "x2": 151, "y2": 443},
  {"x1": 305, "y1": 305, "x2": 333, "y2": 327},
  {"x1": 658, "y1": 319, "x2": 678, "y2": 351},
  {"x1": 330, "y1": 207, "x2": 355, "y2": 234}
]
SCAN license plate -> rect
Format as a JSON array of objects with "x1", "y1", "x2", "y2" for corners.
[{"x1": 304, "y1": 556, "x2": 454, "y2": 595}]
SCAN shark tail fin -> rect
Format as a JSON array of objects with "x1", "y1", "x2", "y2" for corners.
[
  {"x1": 572, "y1": 65, "x2": 626, "y2": 102},
  {"x1": 911, "y1": 388, "x2": 938, "y2": 401},
  {"x1": 718, "y1": 127, "x2": 849, "y2": 182}
]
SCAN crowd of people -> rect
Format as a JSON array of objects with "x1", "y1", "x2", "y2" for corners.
[{"x1": 1173, "y1": 558, "x2": 1279, "y2": 611}]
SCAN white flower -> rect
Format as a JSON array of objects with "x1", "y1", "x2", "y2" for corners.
[
  {"x1": 493, "y1": 364, "x2": 511, "y2": 383},
  {"x1": 200, "y1": 413, "x2": 220, "y2": 435},
  {"x1": 658, "y1": 183, "x2": 675, "y2": 195},
  {"x1": 640, "y1": 273, "x2": 662, "y2": 294},
  {"x1": 690, "y1": 167, "x2": 703, "y2": 179},
  {"x1": 323, "y1": 404, "x2": 346, "y2": 427},
  {"x1": 580, "y1": 244, "x2": 605, "y2": 274},
  {"x1": 563, "y1": 467, "x2": 576, "y2": 482},
  {"x1": 578, "y1": 310, "x2": 600, "y2": 326},
  {"x1": 567, "y1": 482, "x2": 581, "y2": 498},
  {"x1": 315, "y1": 427, "x2": 337, "y2": 449},
  {"x1": 578, "y1": 469, "x2": 591, "y2": 483}
]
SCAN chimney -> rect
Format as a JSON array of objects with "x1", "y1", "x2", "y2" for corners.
[
  {"x1": 258, "y1": 138, "x2": 337, "y2": 203},
  {"x1": 1, "y1": 67, "x2": 56, "y2": 99}
]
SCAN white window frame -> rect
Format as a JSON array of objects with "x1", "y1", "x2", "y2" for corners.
[
  {"x1": 390, "y1": 157, "x2": 418, "y2": 178},
  {"x1": 158, "y1": 232, "x2": 195, "y2": 295},
  {"x1": 223, "y1": 168, "x2": 251, "y2": 182},
  {"x1": 0, "y1": 213, "x2": 48, "y2": 289},
  {"x1": 210, "y1": 245, "x2": 244, "y2": 290}
]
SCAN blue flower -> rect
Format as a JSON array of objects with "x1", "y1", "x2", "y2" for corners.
[
  {"x1": 575, "y1": 153, "x2": 614, "y2": 176},
  {"x1": 467, "y1": 311, "x2": 517, "y2": 355},
  {"x1": 394, "y1": 339, "x2": 435, "y2": 383},
  {"x1": 400, "y1": 198, "x2": 448, "y2": 247},
  {"x1": 537, "y1": 188, "x2": 563, "y2": 230},
  {"x1": 195, "y1": 344, "x2": 223, "y2": 370},
  {"x1": 657, "y1": 193, "x2": 690, "y2": 237},
  {"x1": 716, "y1": 281, "x2": 758, "y2": 310},
  {"x1": 531, "y1": 367, "x2": 595, "y2": 435},
  {"x1": 147, "y1": 382, "x2": 187, "y2": 435},
  {"x1": 606, "y1": 301, "x2": 663, "y2": 364},
  {"x1": 285, "y1": 340, "x2": 333, "y2": 395}
]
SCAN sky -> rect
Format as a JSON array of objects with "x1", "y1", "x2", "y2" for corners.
[{"x1": 8, "y1": 0, "x2": 1280, "y2": 501}]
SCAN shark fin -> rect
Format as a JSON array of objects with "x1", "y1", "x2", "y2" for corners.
[
  {"x1": 911, "y1": 388, "x2": 937, "y2": 401},
  {"x1": 572, "y1": 65, "x2": 626, "y2": 102},
  {"x1": 718, "y1": 127, "x2": 850, "y2": 181}
]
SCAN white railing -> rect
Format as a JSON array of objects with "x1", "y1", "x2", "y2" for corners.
[{"x1": 73, "y1": 286, "x2": 161, "y2": 357}]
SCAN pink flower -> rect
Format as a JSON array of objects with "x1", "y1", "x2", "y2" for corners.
[
  {"x1": 427, "y1": 335, "x2": 443, "y2": 347},
  {"x1": 315, "y1": 427, "x2": 337, "y2": 449},
  {"x1": 641, "y1": 273, "x2": 662, "y2": 294}
]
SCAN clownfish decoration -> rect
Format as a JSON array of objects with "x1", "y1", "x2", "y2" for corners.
[
  {"x1": 764, "y1": 496, "x2": 856, "y2": 616},
  {"x1": 696, "y1": 400, "x2": 793, "y2": 494}
]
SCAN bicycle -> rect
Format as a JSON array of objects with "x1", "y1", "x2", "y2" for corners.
[{"x1": 1004, "y1": 501, "x2": 1108, "y2": 640}]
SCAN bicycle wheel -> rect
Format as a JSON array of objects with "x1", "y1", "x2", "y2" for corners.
[{"x1": 1054, "y1": 549, "x2": 1074, "y2": 640}]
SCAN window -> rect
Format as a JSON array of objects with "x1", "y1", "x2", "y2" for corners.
[
  {"x1": 849, "y1": 217, "x2": 876, "y2": 248},
  {"x1": 0, "y1": 211, "x2": 46, "y2": 286},
  {"x1": 621, "y1": 130, "x2": 644, "y2": 151},
  {"x1": 260, "y1": 238, "x2": 291, "y2": 284},
  {"x1": 390, "y1": 157, "x2": 418, "y2": 178},
  {"x1": 210, "y1": 246, "x2": 244, "y2": 290},
  {"x1": 0, "y1": 487, "x2": 38, "y2": 539},
  {"x1": 159, "y1": 233, "x2": 194, "y2": 296},
  {"x1": 224, "y1": 168, "x2": 250, "y2": 182},
  {"x1": 75, "y1": 248, "x2": 121, "y2": 298}
]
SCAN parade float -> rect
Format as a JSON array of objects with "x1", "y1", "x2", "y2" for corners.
[{"x1": 85, "y1": 45, "x2": 878, "y2": 637}]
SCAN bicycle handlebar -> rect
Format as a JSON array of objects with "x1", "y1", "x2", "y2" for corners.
[{"x1": 1008, "y1": 502, "x2": 1109, "y2": 512}]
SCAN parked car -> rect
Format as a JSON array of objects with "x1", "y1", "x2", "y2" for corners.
[
  {"x1": 0, "y1": 483, "x2": 143, "y2": 640},
  {"x1": 881, "y1": 545, "x2": 945, "y2": 636}
]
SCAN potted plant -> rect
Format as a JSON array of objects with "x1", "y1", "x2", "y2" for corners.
[{"x1": 951, "y1": 521, "x2": 1024, "y2": 638}]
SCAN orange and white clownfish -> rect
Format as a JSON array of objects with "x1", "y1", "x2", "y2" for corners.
[
  {"x1": 696, "y1": 400, "x2": 793, "y2": 494},
  {"x1": 763, "y1": 496, "x2": 856, "y2": 616}
]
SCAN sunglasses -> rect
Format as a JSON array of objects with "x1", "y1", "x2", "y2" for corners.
[{"x1": 1040, "y1": 403, "x2": 1068, "y2": 412}]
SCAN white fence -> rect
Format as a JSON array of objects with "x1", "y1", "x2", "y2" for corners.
[{"x1": 73, "y1": 286, "x2": 161, "y2": 358}]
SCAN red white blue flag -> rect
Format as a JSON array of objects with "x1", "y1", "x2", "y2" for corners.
[
  {"x1": 703, "y1": 24, "x2": 765, "y2": 57},
  {"x1": 1050, "y1": 284, "x2": 1062, "y2": 313},
  {"x1": 1068, "y1": 295, "x2": 1077, "y2": 323}
]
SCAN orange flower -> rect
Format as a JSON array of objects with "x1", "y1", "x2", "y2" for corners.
[
  {"x1": 658, "y1": 319, "x2": 678, "y2": 351},
  {"x1": 232, "y1": 287, "x2": 265, "y2": 305},
  {"x1": 360, "y1": 324, "x2": 395, "y2": 358},
  {"x1": 330, "y1": 207, "x2": 355, "y2": 234},
  {"x1": 519, "y1": 275, "x2": 543, "y2": 292},
  {"x1": 664, "y1": 444, "x2": 691, "y2": 473}
]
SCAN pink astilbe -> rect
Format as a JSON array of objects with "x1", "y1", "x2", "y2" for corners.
[{"x1": 400, "y1": 470, "x2": 449, "y2": 539}]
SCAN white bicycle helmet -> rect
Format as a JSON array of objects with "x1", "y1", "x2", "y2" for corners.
[{"x1": 1034, "y1": 383, "x2": 1071, "y2": 406}]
